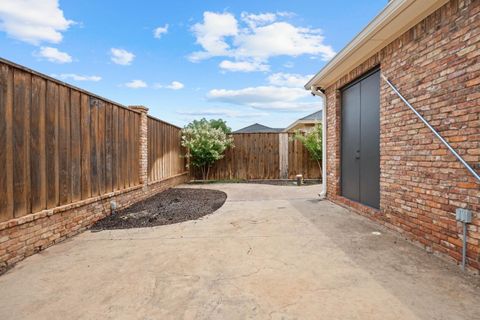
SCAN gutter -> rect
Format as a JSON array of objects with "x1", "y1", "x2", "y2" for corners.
[
  {"x1": 310, "y1": 86, "x2": 327, "y2": 199},
  {"x1": 304, "y1": 0, "x2": 448, "y2": 90}
]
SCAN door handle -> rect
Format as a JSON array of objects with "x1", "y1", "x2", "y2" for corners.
[{"x1": 355, "y1": 150, "x2": 360, "y2": 159}]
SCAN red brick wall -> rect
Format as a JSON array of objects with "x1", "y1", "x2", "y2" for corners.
[{"x1": 324, "y1": 0, "x2": 480, "y2": 270}]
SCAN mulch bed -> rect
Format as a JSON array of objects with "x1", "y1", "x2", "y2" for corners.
[{"x1": 91, "y1": 188, "x2": 227, "y2": 230}]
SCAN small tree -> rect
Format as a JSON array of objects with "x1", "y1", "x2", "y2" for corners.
[
  {"x1": 209, "y1": 119, "x2": 232, "y2": 134},
  {"x1": 293, "y1": 124, "x2": 323, "y2": 177},
  {"x1": 181, "y1": 118, "x2": 234, "y2": 180}
]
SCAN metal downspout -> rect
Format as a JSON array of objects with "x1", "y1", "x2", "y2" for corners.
[{"x1": 310, "y1": 86, "x2": 327, "y2": 199}]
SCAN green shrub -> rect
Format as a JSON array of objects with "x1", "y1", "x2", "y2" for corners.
[{"x1": 292, "y1": 124, "x2": 322, "y2": 177}]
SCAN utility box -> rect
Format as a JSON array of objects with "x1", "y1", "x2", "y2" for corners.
[{"x1": 455, "y1": 208, "x2": 472, "y2": 223}]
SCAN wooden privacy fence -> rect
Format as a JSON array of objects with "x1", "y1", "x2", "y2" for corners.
[
  {"x1": 147, "y1": 116, "x2": 186, "y2": 182},
  {"x1": 0, "y1": 59, "x2": 186, "y2": 223},
  {"x1": 192, "y1": 133, "x2": 321, "y2": 180},
  {"x1": 287, "y1": 133, "x2": 321, "y2": 179}
]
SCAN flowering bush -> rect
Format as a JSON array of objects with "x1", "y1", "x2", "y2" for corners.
[{"x1": 181, "y1": 118, "x2": 234, "y2": 180}]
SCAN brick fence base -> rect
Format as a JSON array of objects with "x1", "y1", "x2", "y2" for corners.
[{"x1": 0, "y1": 173, "x2": 189, "y2": 274}]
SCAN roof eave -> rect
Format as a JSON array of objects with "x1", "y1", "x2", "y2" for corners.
[
  {"x1": 283, "y1": 119, "x2": 321, "y2": 132},
  {"x1": 304, "y1": 0, "x2": 448, "y2": 90}
]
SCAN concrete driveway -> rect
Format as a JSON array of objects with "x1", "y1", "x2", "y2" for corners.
[{"x1": 0, "y1": 183, "x2": 479, "y2": 320}]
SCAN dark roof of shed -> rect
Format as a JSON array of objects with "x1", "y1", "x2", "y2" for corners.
[{"x1": 234, "y1": 123, "x2": 284, "y2": 133}]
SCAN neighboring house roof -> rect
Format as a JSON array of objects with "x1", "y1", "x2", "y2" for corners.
[
  {"x1": 283, "y1": 110, "x2": 322, "y2": 132},
  {"x1": 299, "y1": 110, "x2": 322, "y2": 121},
  {"x1": 234, "y1": 123, "x2": 284, "y2": 133},
  {"x1": 304, "y1": 0, "x2": 448, "y2": 90}
]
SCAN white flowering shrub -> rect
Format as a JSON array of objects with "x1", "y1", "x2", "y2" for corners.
[{"x1": 181, "y1": 118, "x2": 234, "y2": 180}]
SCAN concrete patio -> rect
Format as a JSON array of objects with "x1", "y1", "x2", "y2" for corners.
[{"x1": 0, "y1": 183, "x2": 479, "y2": 320}]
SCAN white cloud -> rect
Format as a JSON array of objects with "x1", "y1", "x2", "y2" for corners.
[
  {"x1": 167, "y1": 81, "x2": 184, "y2": 90},
  {"x1": 124, "y1": 80, "x2": 147, "y2": 89},
  {"x1": 153, "y1": 24, "x2": 168, "y2": 38},
  {"x1": 267, "y1": 73, "x2": 314, "y2": 88},
  {"x1": 154, "y1": 81, "x2": 184, "y2": 90},
  {"x1": 177, "y1": 108, "x2": 268, "y2": 118},
  {"x1": 189, "y1": 12, "x2": 238, "y2": 62},
  {"x1": 110, "y1": 48, "x2": 135, "y2": 65},
  {"x1": 52, "y1": 73, "x2": 101, "y2": 81},
  {"x1": 234, "y1": 22, "x2": 335, "y2": 61},
  {"x1": 219, "y1": 60, "x2": 269, "y2": 72},
  {"x1": 206, "y1": 86, "x2": 316, "y2": 111},
  {"x1": 240, "y1": 12, "x2": 277, "y2": 28},
  {"x1": 36, "y1": 46, "x2": 72, "y2": 63},
  {"x1": 0, "y1": 0, "x2": 73, "y2": 45},
  {"x1": 249, "y1": 101, "x2": 318, "y2": 111},
  {"x1": 208, "y1": 86, "x2": 307, "y2": 103},
  {"x1": 189, "y1": 11, "x2": 335, "y2": 72}
]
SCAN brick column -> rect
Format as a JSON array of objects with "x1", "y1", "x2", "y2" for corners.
[{"x1": 129, "y1": 105, "x2": 149, "y2": 186}]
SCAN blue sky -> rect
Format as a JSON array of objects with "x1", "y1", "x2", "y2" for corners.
[{"x1": 0, "y1": 0, "x2": 386, "y2": 130}]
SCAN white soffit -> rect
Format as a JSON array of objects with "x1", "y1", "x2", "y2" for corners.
[{"x1": 305, "y1": 0, "x2": 449, "y2": 90}]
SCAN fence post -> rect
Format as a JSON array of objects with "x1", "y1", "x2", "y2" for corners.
[
  {"x1": 129, "y1": 105, "x2": 149, "y2": 186},
  {"x1": 279, "y1": 133, "x2": 289, "y2": 179}
]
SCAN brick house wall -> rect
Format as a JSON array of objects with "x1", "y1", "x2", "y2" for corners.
[{"x1": 324, "y1": 0, "x2": 480, "y2": 270}]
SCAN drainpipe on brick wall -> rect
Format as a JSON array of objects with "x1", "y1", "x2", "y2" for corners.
[
  {"x1": 129, "y1": 105, "x2": 149, "y2": 188},
  {"x1": 310, "y1": 86, "x2": 327, "y2": 199}
]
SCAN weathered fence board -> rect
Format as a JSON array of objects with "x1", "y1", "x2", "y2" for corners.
[
  {"x1": 287, "y1": 133, "x2": 321, "y2": 179},
  {"x1": 0, "y1": 64, "x2": 13, "y2": 219},
  {"x1": 191, "y1": 132, "x2": 322, "y2": 181},
  {"x1": 70, "y1": 90, "x2": 81, "y2": 203},
  {"x1": 30, "y1": 75, "x2": 46, "y2": 213},
  {"x1": 0, "y1": 60, "x2": 142, "y2": 222},
  {"x1": 13, "y1": 69, "x2": 30, "y2": 217},
  {"x1": 80, "y1": 93, "x2": 91, "y2": 198},
  {"x1": 191, "y1": 133, "x2": 279, "y2": 180},
  {"x1": 58, "y1": 85, "x2": 70, "y2": 206},
  {"x1": 147, "y1": 116, "x2": 187, "y2": 182},
  {"x1": 46, "y1": 81, "x2": 59, "y2": 209},
  {"x1": 279, "y1": 133, "x2": 289, "y2": 179}
]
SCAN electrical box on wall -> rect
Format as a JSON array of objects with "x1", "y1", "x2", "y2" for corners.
[{"x1": 455, "y1": 208, "x2": 472, "y2": 223}]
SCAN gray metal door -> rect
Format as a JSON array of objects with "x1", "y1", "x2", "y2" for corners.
[{"x1": 341, "y1": 69, "x2": 380, "y2": 208}]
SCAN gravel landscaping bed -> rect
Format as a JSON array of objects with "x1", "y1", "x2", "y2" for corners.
[{"x1": 91, "y1": 188, "x2": 227, "y2": 230}]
